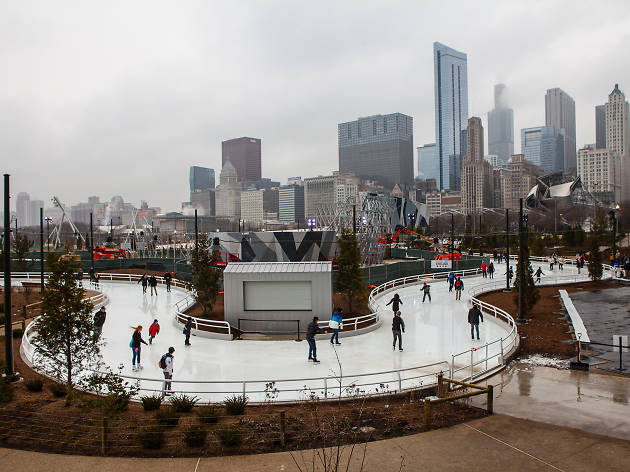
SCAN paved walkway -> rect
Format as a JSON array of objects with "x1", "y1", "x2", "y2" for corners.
[{"x1": 2, "y1": 414, "x2": 629, "y2": 472}]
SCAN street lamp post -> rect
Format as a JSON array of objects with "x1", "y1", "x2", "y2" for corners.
[
  {"x1": 45, "y1": 216, "x2": 53, "y2": 252},
  {"x1": 450, "y1": 213, "x2": 455, "y2": 270},
  {"x1": 516, "y1": 198, "x2": 526, "y2": 324},
  {"x1": 609, "y1": 210, "x2": 617, "y2": 268},
  {"x1": 505, "y1": 209, "x2": 510, "y2": 291},
  {"x1": 40, "y1": 208, "x2": 44, "y2": 292}
]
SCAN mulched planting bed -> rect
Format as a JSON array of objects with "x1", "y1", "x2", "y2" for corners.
[
  {"x1": 0, "y1": 335, "x2": 486, "y2": 457},
  {"x1": 477, "y1": 280, "x2": 625, "y2": 357}
]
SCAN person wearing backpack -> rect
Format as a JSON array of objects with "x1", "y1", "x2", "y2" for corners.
[
  {"x1": 160, "y1": 347, "x2": 175, "y2": 395},
  {"x1": 454, "y1": 277, "x2": 464, "y2": 300},
  {"x1": 148, "y1": 319, "x2": 160, "y2": 345}
]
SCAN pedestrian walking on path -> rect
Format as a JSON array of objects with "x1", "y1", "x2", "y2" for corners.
[
  {"x1": 138, "y1": 274, "x2": 148, "y2": 293},
  {"x1": 149, "y1": 275, "x2": 158, "y2": 296},
  {"x1": 454, "y1": 277, "x2": 464, "y2": 300},
  {"x1": 392, "y1": 311, "x2": 405, "y2": 351},
  {"x1": 386, "y1": 293, "x2": 403, "y2": 313},
  {"x1": 163, "y1": 272, "x2": 172, "y2": 292},
  {"x1": 506, "y1": 266, "x2": 514, "y2": 285},
  {"x1": 488, "y1": 261, "x2": 495, "y2": 279},
  {"x1": 306, "y1": 316, "x2": 323, "y2": 363},
  {"x1": 149, "y1": 319, "x2": 160, "y2": 344},
  {"x1": 421, "y1": 282, "x2": 431, "y2": 303},
  {"x1": 447, "y1": 273, "x2": 455, "y2": 292},
  {"x1": 467, "y1": 304, "x2": 483, "y2": 340},
  {"x1": 93, "y1": 306, "x2": 106, "y2": 340},
  {"x1": 534, "y1": 267, "x2": 544, "y2": 284},
  {"x1": 329, "y1": 308, "x2": 343, "y2": 345},
  {"x1": 183, "y1": 317, "x2": 192, "y2": 346},
  {"x1": 160, "y1": 347, "x2": 175, "y2": 395},
  {"x1": 130, "y1": 325, "x2": 148, "y2": 371}
]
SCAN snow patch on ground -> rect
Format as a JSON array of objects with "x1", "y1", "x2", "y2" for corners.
[{"x1": 518, "y1": 354, "x2": 570, "y2": 370}]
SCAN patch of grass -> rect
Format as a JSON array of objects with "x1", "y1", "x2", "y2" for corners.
[
  {"x1": 183, "y1": 424, "x2": 207, "y2": 447},
  {"x1": 47, "y1": 382, "x2": 67, "y2": 397},
  {"x1": 169, "y1": 393, "x2": 198, "y2": 413},
  {"x1": 215, "y1": 424, "x2": 242, "y2": 447},
  {"x1": 223, "y1": 394, "x2": 248, "y2": 415},
  {"x1": 25, "y1": 379, "x2": 44, "y2": 392},
  {"x1": 154, "y1": 409, "x2": 180, "y2": 428},
  {"x1": 196, "y1": 405, "x2": 219, "y2": 424},
  {"x1": 138, "y1": 426, "x2": 165, "y2": 449},
  {"x1": 140, "y1": 394, "x2": 163, "y2": 411}
]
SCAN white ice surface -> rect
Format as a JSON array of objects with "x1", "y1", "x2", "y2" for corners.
[{"x1": 23, "y1": 261, "x2": 586, "y2": 402}]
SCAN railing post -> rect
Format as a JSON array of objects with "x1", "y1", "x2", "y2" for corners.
[
  {"x1": 450, "y1": 355, "x2": 454, "y2": 379},
  {"x1": 470, "y1": 350, "x2": 474, "y2": 381},
  {"x1": 243, "y1": 381, "x2": 246, "y2": 396},
  {"x1": 437, "y1": 372, "x2": 444, "y2": 398},
  {"x1": 486, "y1": 385, "x2": 494, "y2": 414},
  {"x1": 500, "y1": 338, "x2": 504, "y2": 364},
  {"x1": 485, "y1": 344, "x2": 488, "y2": 371},
  {"x1": 397, "y1": 371, "x2": 402, "y2": 392},
  {"x1": 100, "y1": 416, "x2": 107, "y2": 455},
  {"x1": 424, "y1": 398, "x2": 431, "y2": 426}
]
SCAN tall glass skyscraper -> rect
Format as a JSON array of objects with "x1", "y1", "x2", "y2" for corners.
[
  {"x1": 545, "y1": 88, "x2": 576, "y2": 172},
  {"x1": 189, "y1": 166, "x2": 215, "y2": 196},
  {"x1": 521, "y1": 126, "x2": 565, "y2": 175},
  {"x1": 595, "y1": 104, "x2": 606, "y2": 149},
  {"x1": 417, "y1": 143, "x2": 438, "y2": 182},
  {"x1": 433, "y1": 42, "x2": 468, "y2": 191},
  {"x1": 488, "y1": 84, "x2": 514, "y2": 164}
]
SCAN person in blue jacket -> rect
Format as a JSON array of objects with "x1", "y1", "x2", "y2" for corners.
[{"x1": 329, "y1": 307, "x2": 343, "y2": 345}]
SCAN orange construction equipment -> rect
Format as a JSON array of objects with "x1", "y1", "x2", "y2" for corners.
[{"x1": 93, "y1": 247, "x2": 127, "y2": 260}]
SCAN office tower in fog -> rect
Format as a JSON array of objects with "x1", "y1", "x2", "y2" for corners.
[
  {"x1": 545, "y1": 88, "x2": 576, "y2": 172},
  {"x1": 488, "y1": 84, "x2": 514, "y2": 164},
  {"x1": 222, "y1": 137, "x2": 262, "y2": 182}
]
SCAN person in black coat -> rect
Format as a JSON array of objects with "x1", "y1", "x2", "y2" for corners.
[
  {"x1": 184, "y1": 317, "x2": 193, "y2": 346},
  {"x1": 386, "y1": 293, "x2": 403, "y2": 313},
  {"x1": 306, "y1": 317, "x2": 323, "y2": 362},
  {"x1": 138, "y1": 274, "x2": 148, "y2": 293},
  {"x1": 130, "y1": 325, "x2": 148, "y2": 371},
  {"x1": 93, "y1": 307, "x2": 106, "y2": 340},
  {"x1": 163, "y1": 272, "x2": 172, "y2": 292},
  {"x1": 467, "y1": 305, "x2": 484, "y2": 340},
  {"x1": 392, "y1": 311, "x2": 405, "y2": 351},
  {"x1": 149, "y1": 275, "x2": 158, "y2": 296}
]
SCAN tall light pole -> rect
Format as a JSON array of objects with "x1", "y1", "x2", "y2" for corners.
[
  {"x1": 609, "y1": 210, "x2": 617, "y2": 267},
  {"x1": 45, "y1": 216, "x2": 53, "y2": 252},
  {"x1": 89, "y1": 213, "x2": 94, "y2": 278},
  {"x1": 516, "y1": 198, "x2": 526, "y2": 324},
  {"x1": 450, "y1": 212, "x2": 455, "y2": 270},
  {"x1": 505, "y1": 209, "x2": 510, "y2": 291},
  {"x1": 4, "y1": 174, "x2": 14, "y2": 375},
  {"x1": 40, "y1": 208, "x2": 44, "y2": 292}
]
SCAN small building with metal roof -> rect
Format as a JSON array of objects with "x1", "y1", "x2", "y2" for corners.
[{"x1": 223, "y1": 262, "x2": 333, "y2": 335}]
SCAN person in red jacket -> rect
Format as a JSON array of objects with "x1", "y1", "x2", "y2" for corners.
[
  {"x1": 148, "y1": 319, "x2": 160, "y2": 345},
  {"x1": 480, "y1": 262, "x2": 488, "y2": 278}
]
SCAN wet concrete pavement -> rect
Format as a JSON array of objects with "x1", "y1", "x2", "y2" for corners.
[
  {"x1": 472, "y1": 361, "x2": 630, "y2": 440},
  {"x1": 568, "y1": 286, "x2": 630, "y2": 373}
]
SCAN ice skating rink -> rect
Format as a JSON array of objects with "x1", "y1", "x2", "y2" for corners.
[{"x1": 21, "y1": 261, "x2": 587, "y2": 401}]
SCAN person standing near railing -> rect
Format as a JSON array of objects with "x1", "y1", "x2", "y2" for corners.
[
  {"x1": 306, "y1": 316, "x2": 323, "y2": 363},
  {"x1": 183, "y1": 317, "x2": 192, "y2": 346},
  {"x1": 488, "y1": 261, "x2": 495, "y2": 279},
  {"x1": 163, "y1": 271, "x2": 172, "y2": 292},
  {"x1": 160, "y1": 347, "x2": 175, "y2": 396},
  {"x1": 149, "y1": 275, "x2": 158, "y2": 296},
  {"x1": 386, "y1": 293, "x2": 402, "y2": 313},
  {"x1": 329, "y1": 307, "x2": 343, "y2": 345},
  {"x1": 467, "y1": 304, "x2": 483, "y2": 340},
  {"x1": 138, "y1": 274, "x2": 148, "y2": 293}
]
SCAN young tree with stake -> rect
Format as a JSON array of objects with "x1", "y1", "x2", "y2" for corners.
[
  {"x1": 190, "y1": 235, "x2": 222, "y2": 315},
  {"x1": 336, "y1": 229, "x2": 366, "y2": 314}
]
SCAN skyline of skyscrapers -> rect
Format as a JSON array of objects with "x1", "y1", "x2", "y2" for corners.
[
  {"x1": 487, "y1": 84, "x2": 514, "y2": 164},
  {"x1": 417, "y1": 143, "x2": 438, "y2": 182},
  {"x1": 545, "y1": 87, "x2": 576, "y2": 172},
  {"x1": 338, "y1": 113, "x2": 413, "y2": 189},
  {"x1": 461, "y1": 117, "x2": 493, "y2": 215},
  {"x1": 222, "y1": 137, "x2": 262, "y2": 183},
  {"x1": 433, "y1": 41, "x2": 468, "y2": 191},
  {"x1": 189, "y1": 166, "x2": 215, "y2": 194}
]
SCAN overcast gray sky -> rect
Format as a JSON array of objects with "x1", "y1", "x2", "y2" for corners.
[{"x1": 3, "y1": 0, "x2": 630, "y2": 212}]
